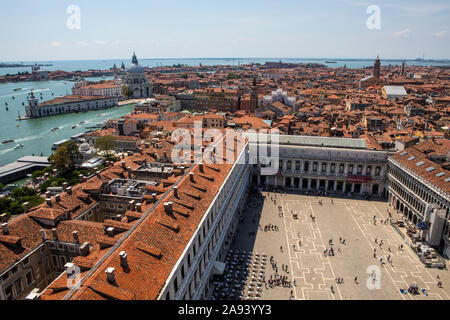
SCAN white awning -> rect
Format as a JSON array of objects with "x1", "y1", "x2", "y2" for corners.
[{"x1": 212, "y1": 261, "x2": 226, "y2": 275}]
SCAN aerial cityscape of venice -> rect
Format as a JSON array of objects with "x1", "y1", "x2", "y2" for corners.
[{"x1": 0, "y1": 0, "x2": 449, "y2": 307}]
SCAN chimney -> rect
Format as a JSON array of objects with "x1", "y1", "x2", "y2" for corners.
[
  {"x1": 52, "y1": 169, "x2": 58, "y2": 175},
  {"x1": 122, "y1": 161, "x2": 126, "y2": 169},
  {"x1": 189, "y1": 172, "x2": 195, "y2": 182},
  {"x1": 2, "y1": 223, "x2": 9, "y2": 235},
  {"x1": 52, "y1": 228, "x2": 58, "y2": 241},
  {"x1": 23, "y1": 202, "x2": 30, "y2": 213},
  {"x1": 45, "y1": 191, "x2": 51, "y2": 198},
  {"x1": 0, "y1": 213, "x2": 9, "y2": 223},
  {"x1": 55, "y1": 194, "x2": 61, "y2": 202},
  {"x1": 163, "y1": 151, "x2": 167, "y2": 159},
  {"x1": 72, "y1": 231, "x2": 79, "y2": 244},
  {"x1": 119, "y1": 251, "x2": 128, "y2": 268},
  {"x1": 129, "y1": 200, "x2": 136, "y2": 210},
  {"x1": 199, "y1": 163, "x2": 204, "y2": 173},
  {"x1": 40, "y1": 229, "x2": 46, "y2": 242},
  {"x1": 96, "y1": 170, "x2": 101, "y2": 178},
  {"x1": 46, "y1": 198, "x2": 52, "y2": 206},
  {"x1": 80, "y1": 242, "x2": 90, "y2": 256},
  {"x1": 67, "y1": 186, "x2": 73, "y2": 195},
  {"x1": 25, "y1": 289, "x2": 41, "y2": 300},
  {"x1": 64, "y1": 262, "x2": 75, "y2": 271},
  {"x1": 62, "y1": 182, "x2": 69, "y2": 190},
  {"x1": 105, "y1": 267, "x2": 115, "y2": 283},
  {"x1": 136, "y1": 203, "x2": 142, "y2": 212},
  {"x1": 152, "y1": 193, "x2": 157, "y2": 202},
  {"x1": 173, "y1": 186, "x2": 178, "y2": 198},
  {"x1": 106, "y1": 227, "x2": 115, "y2": 237},
  {"x1": 78, "y1": 174, "x2": 84, "y2": 182},
  {"x1": 164, "y1": 202, "x2": 173, "y2": 214}
]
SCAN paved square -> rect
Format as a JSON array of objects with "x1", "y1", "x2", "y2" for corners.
[{"x1": 228, "y1": 191, "x2": 450, "y2": 300}]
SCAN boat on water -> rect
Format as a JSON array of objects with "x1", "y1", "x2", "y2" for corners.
[
  {"x1": 72, "y1": 124, "x2": 77, "y2": 129},
  {"x1": 51, "y1": 127, "x2": 60, "y2": 131},
  {"x1": 1, "y1": 139, "x2": 14, "y2": 144},
  {"x1": 79, "y1": 121, "x2": 86, "y2": 125},
  {"x1": 13, "y1": 88, "x2": 21, "y2": 92},
  {"x1": 325, "y1": 61, "x2": 337, "y2": 63},
  {"x1": 13, "y1": 144, "x2": 24, "y2": 149}
]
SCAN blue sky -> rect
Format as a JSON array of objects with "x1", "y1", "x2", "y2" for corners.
[{"x1": 0, "y1": 0, "x2": 449, "y2": 61}]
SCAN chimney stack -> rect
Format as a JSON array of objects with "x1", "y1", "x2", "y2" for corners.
[
  {"x1": 106, "y1": 227, "x2": 115, "y2": 237},
  {"x1": 2, "y1": 223, "x2": 9, "y2": 235},
  {"x1": 173, "y1": 186, "x2": 178, "y2": 198},
  {"x1": 129, "y1": 200, "x2": 136, "y2": 211},
  {"x1": 55, "y1": 194, "x2": 61, "y2": 202},
  {"x1": 199, "y1": 163, "x2": 204, "y2": 173},
  {"x1": 163, "y1": 151, "x2": 167, "y2": 159},
  {"x1": 52, "y1": 228, "x2": 58, "y2": 241},
  {"x1": 78, "y1": 174, "x2": 83, "y2": 182},
  {"x1": 40, "y1": 229, "x2": 46, "y2": 242},
  {"x1": 45, "y1": 191, "x2": 51, "y2": 198},
  {"x1": 80, "y1": 242, "x2": 90, "y2": 256},
  {"x1": 122, "y1": 161, "x2": 126, "y2": 169},
  {"x1": 189, "y1": 172, "x2": 195, "y2": 182},
  {"x1": 96, "y1": 170, "x2": 101, "y2": 178},
  {"x1": 152, "y1": 193, "x2": 157, "y2": 202},
  {"x1": 72, "y1": 231, "x2": 79, "y2": 244},
  {"x1": 136, "y1": 203, "x2": 142, "y2": 212},
  {"x1": 164, "y1": 202, "x2": 173, "y2": 214},
  {"x1": 46, "y1": 198, "x2": 52, "y2": 206},
  {"x1": 62, "y1": 182, "x2": 69, "y2": 190},
  {"x1": 67, "y1": 186, "x2": 73, "y2": 195},
  {"x1": 119, "y1": 251, "x2": 128, "y2": 268},
  {"x1": 105, "y1": 267, "x2": 115, "y2": 283},
  {"x1": 22, "y1": 202, "x2": 30, "y2": 213},
  {"x1": 25, "y1": 289, "x2": 41, "y2": 300},
  {"x1": 0, "y1": 213, "x2": 9, "y2": 223}
]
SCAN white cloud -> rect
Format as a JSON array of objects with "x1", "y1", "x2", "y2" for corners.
[
  {"x1": 93, "y1": 40, "x2": 108, "y2": 45},
  {"x1": 435, "y1": 30, "x2": 447, "y2": 37},
  {"x1": 76, "y1": 41, "x2": 88, "y2": 46},
  {"x1": 394, "y1": 29, "x2": 411, "y2": 37},
  {"x1": 50, "y1": 41, "x2": 62, "y2": 47}
]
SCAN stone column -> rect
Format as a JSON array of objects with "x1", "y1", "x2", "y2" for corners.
[
  {"x1": 333, "y1": 181, "x2": 337, "y2": 192},
  {"x1": 307, "y1": 178, "x2": 312, "y2": 190}
]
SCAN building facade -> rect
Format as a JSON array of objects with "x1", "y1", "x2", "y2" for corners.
[
  {"x1": 123, "y1": 53, "x2": 152, "y2": 98},
  {"x1": 25, "y1": 92, "x2": 118, "y2": 118}
]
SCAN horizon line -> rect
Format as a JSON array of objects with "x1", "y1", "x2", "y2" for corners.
[{"x1": 1, "y1": 57, "x2": 450, "y2": 63}]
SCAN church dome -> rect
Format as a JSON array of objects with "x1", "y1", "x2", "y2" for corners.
[
  {"x1": 79, "y1": 143, "x2": 91, "y2": 152},
  {"x1": 127, "y1": 63, "x2": 145, "y2": 74},
  {"x1": 126, "y1": 52, "x2": 145, "y2": 74}
]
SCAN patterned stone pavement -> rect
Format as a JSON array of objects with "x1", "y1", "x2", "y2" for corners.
[{"x1": 231, "y1": 191, "x2": 450, "y2": 300}]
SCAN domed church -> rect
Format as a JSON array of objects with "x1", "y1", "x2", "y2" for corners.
[{"x1": 124, "y1": 52, "x2": 153, "y2": 98}]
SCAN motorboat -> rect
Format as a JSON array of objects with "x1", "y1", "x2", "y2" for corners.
[
  {"x1": 13, "y1": 144, "x2": 24, "y2": 149},
  {"x1": 72, "y1": 124, "x2": 77, "y2": 129},
  {"x1": 51, "y1": 127, "x2": 60, "y2": 131},
  {"x1": 1, "y1": 139, "x2": 14, "y2": 144},
  {"x1": 14, "y1": 88, "x2": 21, "y2": 92}
]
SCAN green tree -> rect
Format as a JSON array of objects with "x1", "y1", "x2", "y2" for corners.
[
  {"x1": 122, "y1": 85, "x2": 132, "y2": 97},
  {"x1": 227, "y1": 72, "x2": 239, "y2": 80},
  {"x1": 94, "y1": 135, "x2": 115, "y2": 156},
  {"x1": 48, "y1": 141, "x2": 78, "y2": 175}
]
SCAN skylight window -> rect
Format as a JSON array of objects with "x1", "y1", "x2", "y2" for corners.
[
  {"x1": 436, "y1": 172, "x2": 445, "y2": 177},
  {"x1": 425, "y1": 167, "x2": 435, "y2": 172},
  {"x1": 416, "y1": 161, "x2": 425, "y2": 166},
  {"x1": 400, "y1": 151, "x2": 408, "y2": 156},
  {"x1": 445, "y1": 177, "x2": 450, "y2": 182},
  {"x1": 407, "y1": 156, "x2": 416, "y2": 161}
]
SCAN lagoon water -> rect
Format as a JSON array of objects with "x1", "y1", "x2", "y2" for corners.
[{"x1": 0, "y1": 76, "x2": 134, "y2": 166}]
